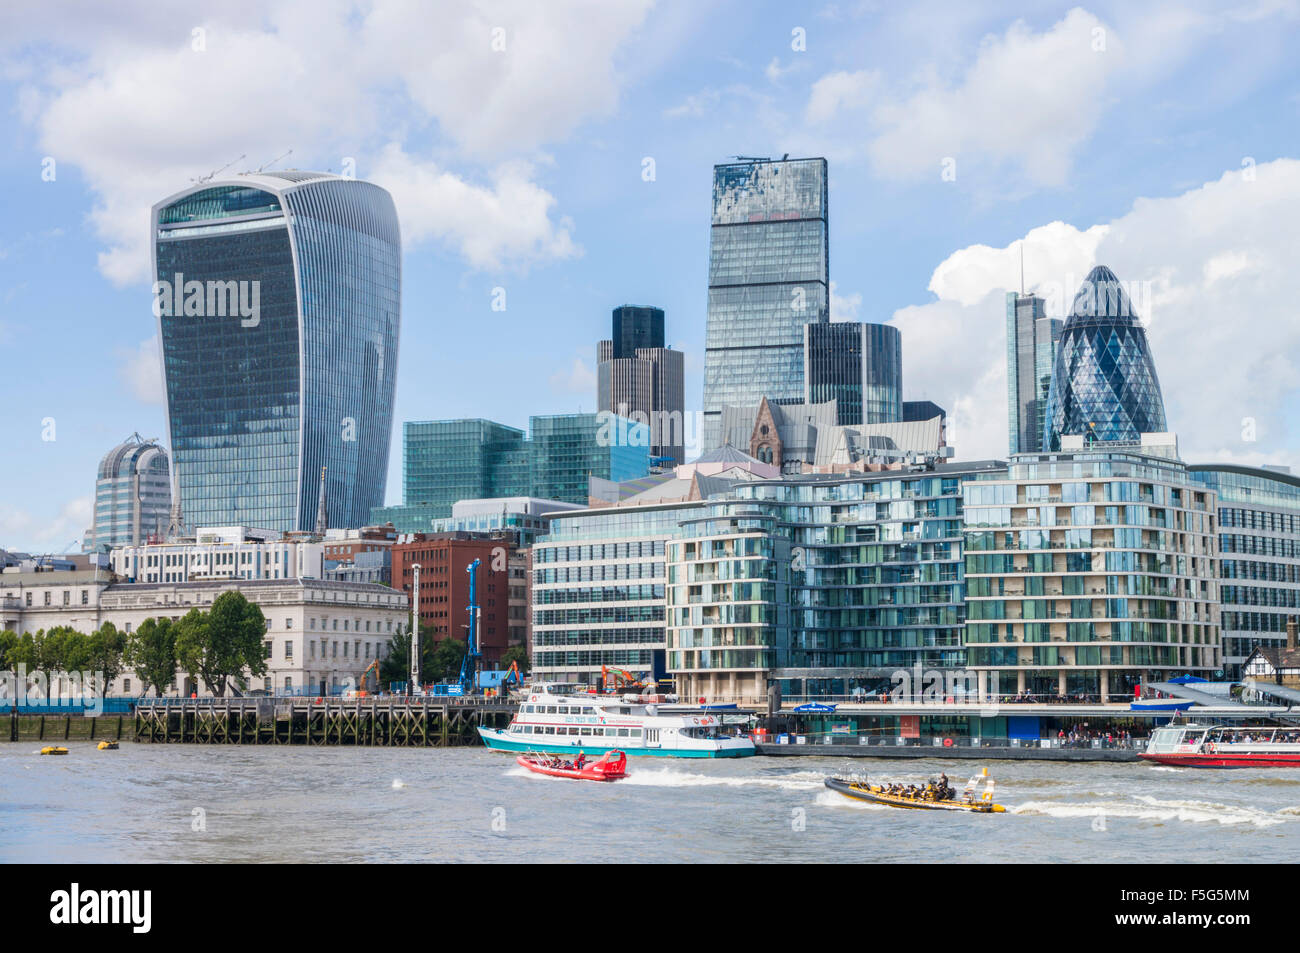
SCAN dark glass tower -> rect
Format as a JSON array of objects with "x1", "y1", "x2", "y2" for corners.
[
  {"x1": 703, "y1": 157, "x2": 829, "y2": 448},
  {"x1": 1045, "y1": 265, "x2": 1166, "y2": 450},
  {"x1": 610, "y1": 305, "x2": 664, "y2": 358},
  {"x1": 804, "y1": 321, "x2": 902, "y2": 425},
  {"x1": 153, "y1": 172, "x2": 401, "y2": 532}
]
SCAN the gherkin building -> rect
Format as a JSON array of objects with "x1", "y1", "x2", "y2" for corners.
[{"x1": 1044, "y1": 265, "x2": 1167, "y2": 450}]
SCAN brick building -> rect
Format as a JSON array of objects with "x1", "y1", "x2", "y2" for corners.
[{"x1": 391, "y1": 533, "x2": 513, "y2": 663}]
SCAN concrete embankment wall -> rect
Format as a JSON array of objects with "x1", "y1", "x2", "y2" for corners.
[{"x1": 7, "y1": 714, "x2": 131, "y2": 743}]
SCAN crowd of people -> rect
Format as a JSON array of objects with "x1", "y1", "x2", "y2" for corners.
[{"x1": 1055, "y1": 725, "x2": 1143, "y2": 748}]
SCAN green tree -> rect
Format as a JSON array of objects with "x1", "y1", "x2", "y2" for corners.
[
  {"x1": 0, "y1": 630, "x2": 17, "y2": 670},
  {"x1": 379, "y1": 624, "x2": 442, "y2": 689},
  {"x1": 174, "y1": 592, "x2": 268, "y2": 696},
  {"x1": 430, "y1": 637, "x2": 467, "y2": 682},
  {"x1": 5, "y1": 632, "x2": 36, "y2": 673},
  {"x1": 501, "y1": 644, "x2": 530, "y2": 674},
  {"x1": 125, "y1": 617, "x2": 177, "y2": 697},
  {"x1": 88, "y1": 622, "x2": 127, "y2": 692}
]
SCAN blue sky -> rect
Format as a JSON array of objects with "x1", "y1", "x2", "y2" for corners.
[{"x1": 2, "y1": 0, "x2": 1299, "y2": 552}]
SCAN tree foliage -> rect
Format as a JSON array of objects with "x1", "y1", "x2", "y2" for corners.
[
  {"x1": 125, "y1": 617, "x2": 177, "y2": 697},
  {"x1": 174, "y1": 591, "x2": 268, "y2": 696}
]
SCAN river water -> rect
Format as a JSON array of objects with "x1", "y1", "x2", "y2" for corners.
[{"x1": 3, "y1": 744, "x2": 1298, "y2": 863}]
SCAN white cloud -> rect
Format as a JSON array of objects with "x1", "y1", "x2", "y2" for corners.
[
  {"x1": 829, "y1": 280, "x2": 862, "y2": 321},
  {"x1": 116, "y1": 336, "x2": 165, "y2": 405},
  {"x1": 14, "y1": 0, "x2": 649, "y2": 284},
  {"x1": 371, "y1": 146, "x2": 579, "y2": 271},
  {"x1": 894, "y1": 159, "x2": 1300, "y2": 468},
  {"x1": 805, "y1": 69, "x2": 879, "y2": 125},
  {"x1": 0, "y1": 495, "x2": 93, "y2": 554},
  {"x1": 804, "y1": 10, "x2": 1119, "y2": 185},
  {"x1": 549, "y1": 355, "x2": 598, "y2": 397}
]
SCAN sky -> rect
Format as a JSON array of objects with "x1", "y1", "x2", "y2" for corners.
[{"x1": 2, "y1": 0, "x2": 1299, "y2": 553}]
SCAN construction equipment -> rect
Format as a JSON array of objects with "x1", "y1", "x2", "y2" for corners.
[{"x1": 459, "y1": 558, "x2": 482, "y2": 693}]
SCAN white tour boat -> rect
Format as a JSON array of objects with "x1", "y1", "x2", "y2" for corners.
[{"x1": 478, "y1": 683, "x2": 755, "y2": 758}]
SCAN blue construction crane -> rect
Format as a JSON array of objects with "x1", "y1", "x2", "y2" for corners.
[{"x1": 459, "y1": 558, "x2": 483, "y2": 693}]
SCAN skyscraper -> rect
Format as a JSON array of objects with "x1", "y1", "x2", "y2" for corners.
[
  {"x1": 1005, "y1": 291, "x2": 1061, "y2": 455},
  {"x1": 152, "y1": 172, "x2": 400, "y2": 532},
  {"x1": 1045, "y1": 265, "x2": 1167, "y2": 450},
  {"x1": 703, "y1": 157, "x2": 829, "y2": 449},
  {"x1": 804, "y1": 321, "x2": 902, "y2": 426},
  {"x1": 597, "y1": 305, "x2": 686, "y2": 464},
  {"x1": 82, "y1": 434, "x2": 172, "y2": 552}
]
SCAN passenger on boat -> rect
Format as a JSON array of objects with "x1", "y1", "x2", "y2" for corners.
[{"x1": 574, "y1": 751, "x2": 586, "y2": 770}]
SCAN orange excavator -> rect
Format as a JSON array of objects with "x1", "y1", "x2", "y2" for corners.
[
  {"x1": 601, "y1": 665, "x2": 647, "y2": 693},
  {"x1": 354, "y1": 659, "x2": 381, "y2": 697}
]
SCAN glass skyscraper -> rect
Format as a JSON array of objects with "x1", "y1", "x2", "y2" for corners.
[
  {"x1": 372, "y1": 414, "x2": 650, "y2": 531},
  {"x1": 1005, "y1": 292, "x2": 1061, "y2": 454},
  {"x1": 703, "y1": 157, "x2": 829, "y2": 449},
  {"x1": 153, "y1": 172, "x2": 400, "y2": 532},
  {"x1": 1044, "y1": 266, "x2": 1166, "y2": 451},
  {"x1": 82, "y1": 435, "x2": 172, "y2": 552},
  {"x1": 804, "y1": 321, "x2": 902, "y2": 425}
]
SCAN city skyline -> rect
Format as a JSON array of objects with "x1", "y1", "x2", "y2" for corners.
[{"x1": 4, "y1": 2, "x2": 1300, "y2": 552}]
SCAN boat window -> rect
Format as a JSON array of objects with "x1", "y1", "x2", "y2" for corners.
[
  {"x1": 629, "y1": 729, "x2": 643, "y2": 738},
  {"x1": 546, "y1": 706, "x2": 557, "y2": 714},
  {"x1": 617, "y1": 728, "x2": 629, "y2": 737}
]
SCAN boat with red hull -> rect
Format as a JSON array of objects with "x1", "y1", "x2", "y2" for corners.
[
  {"x1": 1141, "y1": 724, "x2": 1300, "y2": 768},
  {"x1": 516, "y1": 749, "x2": 628, "y2": 781}
]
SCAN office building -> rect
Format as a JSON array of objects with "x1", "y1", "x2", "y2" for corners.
[
  {"x1": 597, "y1": 306, "x2": 686, "y2": 465},
  {"x1": 804, "y1": 321, "x2": 902, "y2": 426},
  {"x1": 963, "y1": 435, "x2": 1220, "y2": 701},
  {"x1": 110, "y1": 525, "x2": 325, "y2": 583},
  {"x1": 153, "y1": 171, "x2": 400, "y2": 533},
  {"x1": 373, "y1": 415, "x2": 650, "y2": 531},
  {"x1": 82, "y1": 434, "x2": 172, "y2": 553},
  {"x1": 1006, "y1": 292, "x2": 1061, "y2": 454},
  {"x1": 1045, "y1": 266, "x2": 1166, "y2": 451},
  {"x1": 391, "y1": 533, "x2": 514, "y2": 663},
  {"x1": 0, "y1": 569, "x2": 407, "y2": 696},
  {"x1": 1188, "y1": 464, "x2": 1300, "y2": 679},
  {"x1": 703, "y1": 157, "x2": 829, "y2": 449}
]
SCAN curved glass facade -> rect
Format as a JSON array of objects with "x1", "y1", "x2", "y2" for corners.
[
  {"x1": 1045, "y1": 266, "x2": 1166, "y2": 450},
  {"x1": 154, "y1": 173, "x2": 400, "y2": 532},
  {"x1": 805, "y1": 321, "x2": 902, "y2": 425}
]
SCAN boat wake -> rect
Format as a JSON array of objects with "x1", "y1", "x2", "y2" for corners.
[
  {"x1": 1012, "y1": 794, "x2": 1289, "y2": 827},
  {"x1": 619, "y1": 767, "x2": 825, "y2": 791},
  {"x1": 814, "y1": 789, "x2": 890, "y2": 811}
]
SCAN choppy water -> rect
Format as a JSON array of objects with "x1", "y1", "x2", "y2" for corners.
[{"x1": 3, "y1": 744, "x2": 1299, "y2": 862}]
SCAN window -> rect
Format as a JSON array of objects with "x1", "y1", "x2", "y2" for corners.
[
  {"x1": 264, "y1": 641, "x2": 272, "y2": 659},
  {"x1": 81, "y1": 590, "x2": 89, "y2": 605},
  {"x1": 123, "y1": 678, "x2": 131, "y2": 693},
  {"x1": 286, "y1": 618, "x2": 294, "y2": 629}
]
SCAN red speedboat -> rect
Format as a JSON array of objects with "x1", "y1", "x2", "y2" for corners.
[
  {"x1": 516, "y1": 750, "x2": 628, "y2": 781},
  {"x1": 1141, "y1": 724, "x2": 1300, "y2": 768}
]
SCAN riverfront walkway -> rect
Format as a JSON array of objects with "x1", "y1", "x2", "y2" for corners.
[{"x1": 757, "y1": 742, "x2": 1140, "y2": 762}]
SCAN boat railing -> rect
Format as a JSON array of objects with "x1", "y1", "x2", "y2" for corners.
[{"x1": 763, "y1": 732, "x2": 1148, "y2": 750}]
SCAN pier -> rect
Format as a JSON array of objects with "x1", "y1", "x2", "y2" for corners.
[
  {"x1": 756, "y1": 741, "x2": 1140, "y2": 762},
  {"x1": 131, "y1": 697, "x2": 516, "y2": 747}
]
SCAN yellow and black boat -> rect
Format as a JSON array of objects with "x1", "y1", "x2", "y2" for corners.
[
  {"x1": 97, "y1": 740, "x2": 119, "y2": 750},
  {"x1": 825, "y1": 767, "x2": 1007, "y2": 813},
  {"x1": 39, "y1": 746, "x2": 69, "y2": 756}
]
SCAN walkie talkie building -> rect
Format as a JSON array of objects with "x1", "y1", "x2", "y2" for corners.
[{"x1": 152, "y1": 172, "x2": 401, "y2": 532}]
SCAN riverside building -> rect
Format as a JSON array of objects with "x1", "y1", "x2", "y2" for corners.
[
  {"x1": 1188, "y1": 464, "x2": 1300, "y2": 679},
  {"x1": 665, "y1": 461, "x2": 1006, "y2": 704},
  {"x1": 963, "y1": 434, "x2": 1220, "y2": 701}
]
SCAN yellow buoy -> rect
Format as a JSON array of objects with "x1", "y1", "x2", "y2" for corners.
[
  {"x1": 97, "y1": 740, "x2": 119, "y2": 750},
  {"x1": 40, "y1": 746, "x2": 69, "y2": 756}
]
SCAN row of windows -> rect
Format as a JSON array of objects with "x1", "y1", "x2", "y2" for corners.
[{"x1": 512, "y1": 724, "x2": 643, "y2": 738}]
